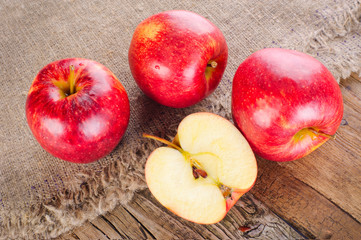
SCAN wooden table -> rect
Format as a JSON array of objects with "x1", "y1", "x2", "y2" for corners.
[{"x1": 58, "y1": 74, "x2": 361, "y2": 240}]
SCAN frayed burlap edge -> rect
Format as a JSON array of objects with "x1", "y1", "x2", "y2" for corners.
[
  {"x1": 0, "y1": 141, "x2": 150, "y2": 239},
  {"x1": 303, "y1": 0, "x2": 361, "y2": 82},
  {"x1": 1, "y1": 1, "x2": 361, "y2": 239}
]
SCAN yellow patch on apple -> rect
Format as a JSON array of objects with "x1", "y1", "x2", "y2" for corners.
[{"x1": 137, "y1": 21, "x2": 164, "y2": 41}]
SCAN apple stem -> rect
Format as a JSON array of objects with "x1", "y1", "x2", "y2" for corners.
[
  {"x1": 143, "y1": 133, "x2": 211, "y2": 180},
  {"x1": 143, "y1": 133, "x2": 186, "y2": 154},
  {"x1": 69, "y1": 65, "x2": 76, "y2": 95},
  {"x1": 311, "y1": 129, "x2": 336, "y2": 140},
  {"x1": 207, "y1": 61, "x2": 218, "y2": 68}
]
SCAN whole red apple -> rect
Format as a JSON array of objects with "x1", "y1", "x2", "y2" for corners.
[
  {"x1": 26, "y1": 58, "x2": 130, "y2": 164},
  {"x1": 232, "y1": 48, "x2": 343, "y2": 162},
  {"x1": 128, "y1": 10, "x2": 228, "y2": 108}
]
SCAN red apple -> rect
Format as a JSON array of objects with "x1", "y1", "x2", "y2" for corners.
[
  {"x1": 128, "y1": 10, "x2": 228, "y2": 108},
  {"x1": 26, "y1": 58, "x2": 130, "y2": 164},
  {"x1": 144, "y1": 112, "x2": 257, "y2": 224},
  {"x1": 232, "y1": 48, "x2": 343, "y2": 162}
]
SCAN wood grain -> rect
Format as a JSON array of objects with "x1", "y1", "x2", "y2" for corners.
[
  {"x1": 60, "y1": 189, "x2": 303, "y2": 240},
  {"x1": 252, "y1": 158, "x2": 361, "y2": 239},
  {"x1": 58, "y1": 203, "x2": 156, "y2": 240},
  {"x1": 58, "y1": 74, "x2": 361, "y2": 240}
]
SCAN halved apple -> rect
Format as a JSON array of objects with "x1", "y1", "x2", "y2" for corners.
[{"x1": 144, "y1": 112, "x2": 257, "y2": 224}]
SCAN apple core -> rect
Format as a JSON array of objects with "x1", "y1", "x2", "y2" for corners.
[{"x1": 52, "y1": 65, "x2": 80, "y2": 99}]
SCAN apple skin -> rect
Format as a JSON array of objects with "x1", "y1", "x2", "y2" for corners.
[
  {"x1": 232, "y1": 48, "x2": 343, "y2": 162},
  {"x1": 128, "y1": 10, "x2": 228, "y2": 108},
  {"x1": 26, "y1": 58, "x2": 130, "y2": 164}
]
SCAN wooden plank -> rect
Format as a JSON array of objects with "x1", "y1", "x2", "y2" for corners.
[
  {"x1": 124, "y1": 189, "x2": 302, "y2": 239},
  {"x1": 252, "y1": 158, "x2": 361, "y2": 239},
  {"x1": 351, "y1": 72, "x2": 361, "y2": 82},
  {"x1": 124, "y1": 189, "x2": 218, "y2": 239},
  {"x1": 58, "y1": 203, "x2": 156, "y2": 240},
  {"x1": 59, "y1": 188, "x2": 303, "y2": 239},
  {"x1": 251, "y1": 74, "x2": 361, "y2": 239},
  {"x1": 57, "y1": 231, "x2": 80, "y2": 240},
  {"x1": 102, "y1": 205, "x2": 155, "y2": 239},
  {"x1": 60, "y1": 223, "x2": 108, "y2": 240},
  {"x1": 58, "y1": 219, "x2": 117, "y2": 240}
]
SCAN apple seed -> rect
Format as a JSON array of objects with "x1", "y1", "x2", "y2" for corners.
[
  {"x1": 192, "y1": 166, "x2": 200, "y2": 179},
  {"x1": 194, "y1": 168, "x2": 208, "y2": 178},
  {"x1": 192, "y1": 166, "x2": 208, "y2": 179}
]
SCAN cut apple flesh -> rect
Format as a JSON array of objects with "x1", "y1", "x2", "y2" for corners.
[
  {"x1": 178, "y1": 113, "x2": 257, "y2": 190},
  {"x1": 145, "y1": 112, "x2": 257, "y2": 224}
]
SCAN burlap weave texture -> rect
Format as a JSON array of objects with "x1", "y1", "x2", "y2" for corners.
[{"x1": 0, "y1": 0, "x2": 360, "y2": 238}]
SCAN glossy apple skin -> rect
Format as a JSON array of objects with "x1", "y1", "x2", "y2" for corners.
[
  {"x1": 232, "y1": 48, "x2": 343, "y2": 162},
  {"x1": 128, "y1": 10, "x2": 228, "y2": 108},
  {"x1": 26, "y1": 58, "x2": 130, "y2": 163}
]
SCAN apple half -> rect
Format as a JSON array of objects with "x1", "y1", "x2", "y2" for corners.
[{"x1": 144, "y1": 112, "x2": 257, "y2": 224}]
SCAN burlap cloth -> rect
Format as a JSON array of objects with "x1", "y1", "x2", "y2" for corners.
[{"x1": 0, "y1": 0, "x2": 360, "y2": 238}]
